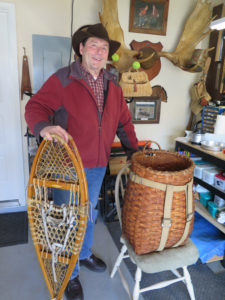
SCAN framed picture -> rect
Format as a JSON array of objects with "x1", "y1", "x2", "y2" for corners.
[
  {"x1": 129, "y1": 0, "x2": 169, "y2": 35},
  {"x1": 129, "y1": 96, "x2": 161, "y2": 124}
]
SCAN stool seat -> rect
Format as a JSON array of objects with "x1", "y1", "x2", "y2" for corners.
[{"x1": 122, "y1": 235, "x2": 199, "y2": 273}]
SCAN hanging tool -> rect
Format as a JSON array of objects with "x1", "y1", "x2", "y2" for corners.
[{"x1": 21, "y1": 47, "x2": 32, "y2": 99}]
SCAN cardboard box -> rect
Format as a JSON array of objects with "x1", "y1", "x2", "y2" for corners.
[{"x1": 109, "y1": 156, "x2": 127, "y2": 175}]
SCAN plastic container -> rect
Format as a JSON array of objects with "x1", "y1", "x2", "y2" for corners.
[
  {"x1": 208, "y1": 201, "x2": 219, "y2": 218},
  {"x1": 194, "y1": 164, "x2": 215, "y2": 179},
  {"x1": 214, "y1": 195, "x2": 225, "y2": 208},
  {"x1": 214, "y1": 173, "x2": 225, "y2": 191},
  {"x1": 200, "y1": 192, "x2": 213, "y2": 207},
  {"x1": 208, "y1": 201, "x2": 225, "y2": 218},
  {"x1": 195, "y1": 185, "x2": 209, "y2": 193},
  {"x1": 202, "y1": 168, "x2": 220, "y2": 185},
  {"x1": 190, "y1": 156, "x2": 202, "y2": 162},
  {"x1": 194, "y1": 160, "x2": 210, "y2": 165}
]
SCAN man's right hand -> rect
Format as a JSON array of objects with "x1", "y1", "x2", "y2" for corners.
[{"x1": 40, "y1": 125, "x2": 69, "y2": 143}]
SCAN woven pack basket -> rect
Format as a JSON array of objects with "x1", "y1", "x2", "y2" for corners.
[
  {"x1": 119, "y1": 69, "x2": 152, "y2": 97},
  {"x1": 122, "y1": 142, "x2": 195, "y2": 255}
]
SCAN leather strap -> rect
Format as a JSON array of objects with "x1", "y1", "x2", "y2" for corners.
[
  {"x1": 157, "y1": 185, "x2": 173, "y2": 251},
  {"x1": 172, "y1": 180, "x2": 193, "y2": 248}
]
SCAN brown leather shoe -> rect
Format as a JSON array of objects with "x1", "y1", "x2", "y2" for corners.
[
  {"x1": 80, "y1": 254, "x2": 106, "y2": 272},
  {"x1": 65, "y1": 276, "x2": 84, "y2": 300}
]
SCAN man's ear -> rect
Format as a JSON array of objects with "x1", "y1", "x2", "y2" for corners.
[{"x1": 79, "y1": 43, "x2": 83, "y2": 55}]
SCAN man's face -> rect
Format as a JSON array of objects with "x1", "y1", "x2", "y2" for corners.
[{"x1": 79, "y1": 37, "x2": 109, "y2": 77}]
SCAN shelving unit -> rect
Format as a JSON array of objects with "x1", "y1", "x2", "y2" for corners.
[
  {"x1": 175, "y1": 139, "x2": 225, "y2": 233},
  {"x1": 175, "y1": 139, "x2": 225, "y2": 264}
]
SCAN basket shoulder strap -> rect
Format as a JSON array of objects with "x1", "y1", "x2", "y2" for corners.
[
  {"x1": 157, "y1": 185, "x2": 174, "y2": 251},
  {"x1": 172, "y1": 179, "x2": 194, "y2": 248},
  {"x1": 157, "y1": 180, "x2": 194, "y2": 251}
]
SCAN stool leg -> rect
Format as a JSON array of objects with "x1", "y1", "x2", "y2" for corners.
[
  {"x1": 171, "y1": 269, "x2": 182, "y2": 278},
  {"x1": 183, "y1": 266, "x2": 195, "y2": 300},
  {"x1": 133, "y1": 267, "x2": 142, "y2": 300},
  {"x1": 110, "y1": 244, "x2": 127, "y2": 278}
]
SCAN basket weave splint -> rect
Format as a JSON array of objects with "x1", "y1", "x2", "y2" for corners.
[
  {"x1": 27, "y1": 134, "x2": 88, "y2": 300},
  {"x1": 122, "y1": 143, "x2": 195, "y2": 255}
]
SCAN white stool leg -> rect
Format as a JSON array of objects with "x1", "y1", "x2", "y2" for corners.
[
  {"x1": 171, "y1": 269, "x2": 182, "y2": 278},
  {"x1": 183, "y1": 266, "x2": 195, "y2": 300},
  {"x1": 133, "y1": 267, "x2": 142, "y2": 300},
  {"x1": 110, "y1": 244, "x2": 127, "y2": 278}
]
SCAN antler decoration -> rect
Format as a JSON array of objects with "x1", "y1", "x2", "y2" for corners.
[
  {"x1": 99, "y1": 0, "x2": 139, "y2": 73},
  {"x1": 100, "y1": 0, "x2": 214, "y2": 74},
  {"x1": 158, "y1": 0, "x2": 214, "y2": 72}
]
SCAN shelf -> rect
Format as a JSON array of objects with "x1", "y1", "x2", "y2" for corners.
[
  {"x1": 175, "y1": 139, "x2": 225, "y2": 236},
  {"x1": 194, "y1": 177, "x2": 225, "y2": 199},
  {"x1": 175, "y1": 140, "x2": 225, "y2": 169},
  {"x1": 195, "y1": 201, "x2": 225, "y2": 234},
  {"x1": 175, "y1": 139, "x2": 225, "y2": 200}
]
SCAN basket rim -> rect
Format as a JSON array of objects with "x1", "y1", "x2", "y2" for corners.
[{"x1": 131, "y1": 149, "x2": 195, "y2": 175}]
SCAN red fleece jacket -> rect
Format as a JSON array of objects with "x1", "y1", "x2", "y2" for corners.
[{"x1": 25, "y1": 61, "x2": 138, "y2": 168}]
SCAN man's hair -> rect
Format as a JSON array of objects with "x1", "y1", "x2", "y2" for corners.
[{"x1": 81, "y1": 38, "x2": 88, "y2": 47}]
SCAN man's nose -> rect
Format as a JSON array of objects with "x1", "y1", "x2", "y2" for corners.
[{"x1": 96, "y1": 47, "x2": 104, "y2": 55}]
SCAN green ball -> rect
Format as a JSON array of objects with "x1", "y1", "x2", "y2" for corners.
[
  {"x1": 112, "y1": 53, "x2": 119, "y2": 62},
  {"x1": 132, "y1": 61, "x2": 141, "y2": 70}
]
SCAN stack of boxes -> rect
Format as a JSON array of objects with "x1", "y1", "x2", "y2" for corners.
[
  {"x1": 195, "y1": 159, "x2": 225, "y2": 218},
  {"x1": 179, "y1": 151, "x2": 225, "y2": 219},
  {"x1": 201, "y1": 106, "x2": 225, "y2": 133}
]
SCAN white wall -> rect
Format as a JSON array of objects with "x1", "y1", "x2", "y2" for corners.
[{"x1": 2, "y1": 0, "x2": 219, "y2": 182}]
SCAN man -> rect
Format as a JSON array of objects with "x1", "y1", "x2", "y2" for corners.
[
  {"x1": 138, "y1": 4, "x2": 149, "y2": 27},
  {"x1": 25, "y1": 23, "x2": 138, "y2": 300}
]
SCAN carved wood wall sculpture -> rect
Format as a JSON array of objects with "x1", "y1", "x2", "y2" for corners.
[
  {"x1": 100, "y1": 0, "x2": 214, "y2": 75},
  {"x1": 151, "y1": 85, "x2": 168, "y2": 102}
]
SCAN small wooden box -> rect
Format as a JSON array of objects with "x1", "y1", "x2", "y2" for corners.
[{"x1": 109, "y1": 156, "x2": 127, "y2": 175}]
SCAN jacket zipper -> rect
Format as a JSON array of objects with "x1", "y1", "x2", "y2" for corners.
[
  {"x1": 73, "y1": 77, "x2": 110, "y2": 167},
  {"x1": 96, "y1": 82, "x2": 109, "y2": 166}
]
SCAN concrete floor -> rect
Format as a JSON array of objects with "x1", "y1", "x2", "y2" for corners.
[
  {"x1": 0, "y1": 215, "x2": 223, "y2": 300},
  {"x1": 0, "y1": 216, "x2": 140, "y2": 300}
]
